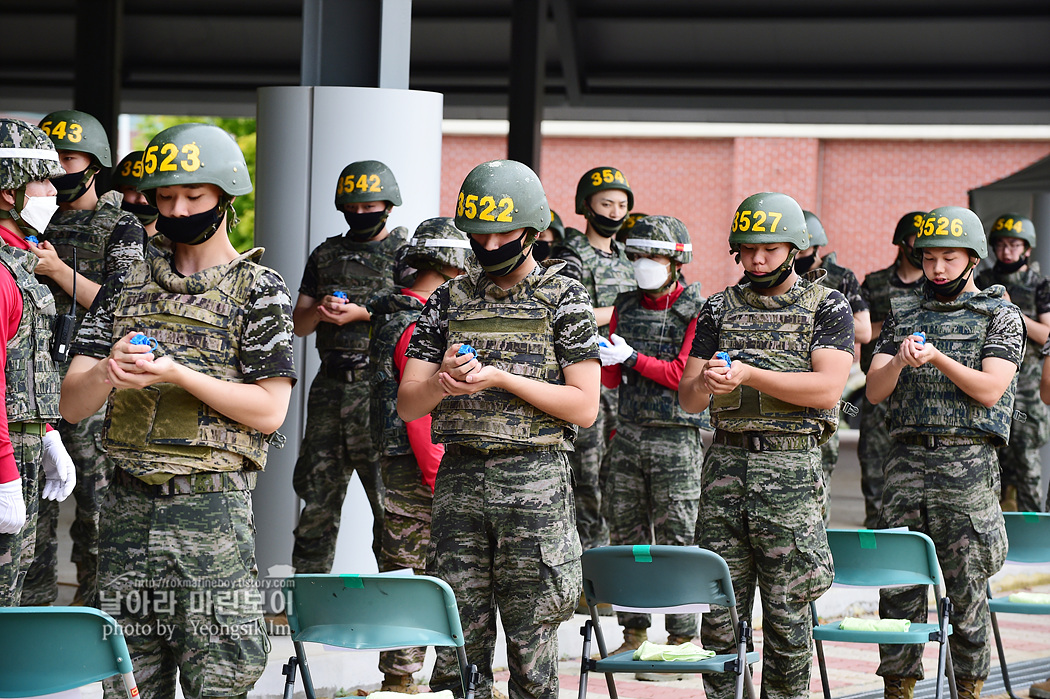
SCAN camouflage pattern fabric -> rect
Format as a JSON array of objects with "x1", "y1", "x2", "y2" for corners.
[
  {"x1": 0, "y1": 118, "x2": 64, "y2": 189},
  {"x1": 818, "y1": 252, "x2": 868, "y2": 314},
  {"x1": 605, "y1": 422, "x2": 702, "y2": 636},
  {"x1": 98, "y1": 476, "x2": 267, "y2": 699},
  {"x1": 427, "y1": 449, "x2": 581, "y2": 699},
  {"x1": 876, "y1": 442, "x2": 1007, "y2": 681},
  {"x1": 697, "y1": 444, "x2": 832, "y2": 699},
  {"x1": 367, "y1": 288, "x2": 422, "y2": 457},
  {"x1": 0, "y1": 434, "x2": 42, "y2": 606},
  {"x1": 551, "y1": 228, "x2": 636, "y2": 315},
  {"x1": 569, "y1": 397, "x2": 608, "y2": 551}
]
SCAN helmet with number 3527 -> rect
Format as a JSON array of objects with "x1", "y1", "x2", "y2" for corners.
[
  {"x1": 334, "y1": 160, "x2": 402, "y2": 209},
  {"x1": 728, "y1": 192, "x2": 808, "y2": 251},
  {"x1": 39, "y1": 109, "x2": 112, "y2": 168},
  {"x1": 137, "y1": 123, "x2": 251, "y2": 202},
  {"x1": 575, "y1": 165, "x2": 634, "y2": 215},
  {"x1": 455, "y1": 159, "x2": 551, "y2": 235},
  {"x1": 988, "y1": 212, "x2": 1036, "y2": 249},
  {"x1": 913, "y1": 206, "x2": 987, "y2": 258}
]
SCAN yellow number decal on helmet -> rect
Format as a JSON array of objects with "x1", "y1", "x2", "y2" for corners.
[
  {"x1": 458, "y1": 193, "x2": 514, "y2": 222},
  {"x1": 142, "y1": 142, "x2": 202, "y2": 175},
  {"x1": 732, "y1": 210, "x2": 783, "y2": 234},
  {"x1": 919, "y1": 216, "x2": 965, "y2": 238}
]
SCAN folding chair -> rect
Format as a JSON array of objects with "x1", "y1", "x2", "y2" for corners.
[
  {"x1": 281, "y1": 574, "x2": 478, "y2": 699},
  {"x1": 0, "y1": 607, "x2": 139, "y2": 698},
  {"x1": 987, "y1": 512, "x2": 1050, "y2": 699},
  {"x1": 578, "y1": 545, "x2": 758, "y2": 699},
  {"x1": 811, "y1": 529, "x2": 956, "y2": 699}
]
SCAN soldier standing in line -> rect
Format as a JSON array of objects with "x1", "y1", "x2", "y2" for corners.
[
  {"x1": 598, "y1": 216, "x2": 705, "y2": 666},
  {"x1": 21, "y1": 109, "x2": 147, "y2": 607},
  {"x1": 975, "y1": 213, "x2": 1050, "y2": 512},
  {"x1": 0, "y1": 118, "x2": 76, "y2": 606},
  {"x1": 111, "y1": 150, "x2": 160, "y2": 237},
  {"x1": 857, "y1": 212, "x2": 926, "y2": 528},
  {"x1": 291, "y1": 160, "x2": 408, "y2": 572},
  {"x1": 867, "y1": 207, "x2": 1018, "y2": 699},
  {"x1": 550, "y1": 166, "x2": 636, "y2": 556},
  {"x1": 398, "y1": 160, "x2": 600, "y2": 699},
  {"x1": 366, "y1": 217, "x2": 470, "y2": 694},
  {"x1": 530, "y1": 209, "x2": 563, "y2": 263},
  {"x1": 679, "y1": 192, "x2": 854, "y2": 699}
]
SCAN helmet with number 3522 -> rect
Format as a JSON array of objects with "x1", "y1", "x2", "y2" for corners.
[
  {"x1": 137, "y1": 123, "x2": 252, "y2": 202},
  {"x1": 334, "y1": 160, "x2": 401, "y2": 209},
  {"x1": 455, "y1": 159, "x2": 551, "y2": 235},
  {"x1": 575, "y1": 166, "x2": 634, "y2": 215},
  {"x1": 913, "y1": 206, "x2": 987, "y2": 258},
  {"x1": 988, "y1": 213, "x2": 1036, "y2": 249},
  {"x1": 39, "y1": 109, "x2": 112, "y2": 168},
  {"x1": 728, "y1": 192, "x2": 808, "y2": 251}
]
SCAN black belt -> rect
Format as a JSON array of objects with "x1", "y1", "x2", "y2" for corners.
[
  {"x1": 713, "y1": 430, "x2": 819, "y2": 452},
  {"x1": 895, "y1": 435, "x2": 990, "y2": 450},
  {"x1": 115, "y1": 468, "x2": 257, "y2": 497}
]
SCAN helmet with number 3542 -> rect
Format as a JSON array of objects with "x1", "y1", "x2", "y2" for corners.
[
  {"x1": 575, "y1": 166, "x2": 634, "y2": 215},
  {"x1": 334, "y1": 160, "x2": 402, "y2": 209},
  {"x1": 728, "y1": 192, "x2": 809, "y2": 251},
  {"x1": 137, "y1": 123, "x2": 252, "y2": 202},
  {"x1": 39, "y1": 109, "x2": 112, "y2": 168},
  {"x1": 913, "y1": 206, "x2": 987, "y2": 258},
  {"x1": 455, "y1": 159, "x2": 551, "y2": 236},
  {"x1": 988, "y1": 213, "x2": 1036, "y2": 249}
]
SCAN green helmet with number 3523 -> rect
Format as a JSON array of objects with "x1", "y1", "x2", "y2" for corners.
[
  {"x1": 334, "y1": 160, "x2": 401, "y2": 209},
  {"x1": 39, "y1": 109, "x2": 112, "y2": 168},
  {"x1": 110, "y1": 150, "x2": 144, "y2": 190},
  {"x1": 802, "y1": 211, "x2": 828, "y2": 247},
  {"x1": 455, "y1": 159, "x2": 551, "y2": 235},
  {"x1": 137, "y1": 123, "x2": 252, "y2": 203},
  {"x1": 625, "y1": 215, "x2": 693, "y2": 264},
  {"x1": 893, "y1": 211, "x2": 927, "y2": 246},
  {"x1": 575, "y1": 166, "x2": 634, "y2": 215},
  {"x1": 0, "y1": 118, "x2": 64, "y2": 190},
  {"x1": 913, "y1": 206, "x2": 987, "y2": 259},
  {"x1": 729, "y1": 192, "x2": 809, "y2": 251},
  {"x1": 988, "y1": 212, "x2": 1036, "y2": 249}
]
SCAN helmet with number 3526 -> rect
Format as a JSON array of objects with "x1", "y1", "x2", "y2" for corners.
[
  {"x1": 137, "y1": 123, "x2": 252, "y2": 202},
  {"x1": 39, "y1": 109, "x2": 112, "y2": 168},
  {"x1": 728, "y1": 192, "x2": 809, "y2": 251},
  {"x1": 334, "y1": 160, "x2": 402, "y2": 209},
  {"x1": 988, "y1": 212, "x2": 1036, "y2": 249},
  {"x1": 455, "y1": 159, "x2": 551, "y2": 235},
  {"x1": 575, "y1": 166, "x2": 634, "y2": 215},
  {"x1": 913, "y1": 206, "x2": 987, "y2": 258}
]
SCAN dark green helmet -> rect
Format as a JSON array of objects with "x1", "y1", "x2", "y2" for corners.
[
  {"x1": 575, "y1": 166, "x2": 634, "y2": 215},
  {"x1": 0, "y1": 118, "x2": 64, "y2": 189},
  {"x1": 138, "y1": 123, "x2": 252, "y2": 202},
  {"x1": 110, "y1": 150, "x2": 145, "y2": 189},
  {"x1": 802, "y1": 210, "x2": 828, "y2": 247},
  {"x1": 729, "y1": 192, "x2": 808, "y2": 250},
  {"x1": 547, "y1": 210, "x2": 565, "y2": 241},
  {"x1": 39, "y1": 110, "x2": 112, "y2": 168},
  {"x1": 402, "y1": 217, "x2": 471, "y2": 270},
  {"x1": 455, "y1": 159, "x2": 550, "y2": 235},
  {"x1": 988, "y1": 212, "x2": 1036, "y2": 249},
  {"x1": 893, "y1": 211, "x2": 927, "y2": 246},
  {"x1": 335, "y1": 160, "x2": 401, "y2": 209},
  {"x1": 624, "y1": 215, "x2": 693, "y2": 264},
  {"x1": 914, "y1": 206, "x2": 987, "y2": 259}
]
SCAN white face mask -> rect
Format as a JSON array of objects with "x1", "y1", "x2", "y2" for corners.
[
  {"x1": 19, "y1": 194, "x2": 59, "y2": 235},
  {"x1": 633, "y1": 256, "x2": 670, "y2": 290}
]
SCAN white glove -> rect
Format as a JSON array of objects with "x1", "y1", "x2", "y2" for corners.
[
  {"x1": 0, "y1": 479, "x2": 26, "y2": 535},
  {"x1": 599, "y1": 333, "x2": 635, "y2": 367},
  {"x1": 41, "y1": 430, "x2": 76, "y2": 502}
]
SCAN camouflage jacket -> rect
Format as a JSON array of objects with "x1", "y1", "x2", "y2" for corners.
[
  {"x1": 977, "y1": 265, "x2": 1050, "y2": 366},
  {"x1": 367, "y1": 288, "x2": 422, "y2": 456},
  {"x1": 859, "y1": 261, "x2": 923, "y2": 372},
  {"x1": 555, "y1": 227, "x2": 636, "y2": 311}
]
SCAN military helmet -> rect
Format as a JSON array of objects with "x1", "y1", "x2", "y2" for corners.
[
  {"x1": 625, "y1": 215, "x2": 693, "y2": 264},
  {"x1": 893, "y1": 211, "x2": 926, "y2": 246},
  {"x1": 39, "y1": 110, "x2": 112, "y2": 168},
  {"x1": 729, "y1": 192, "x2": 809, "y2": 251},
  {"x1": 802, "y1": 211, "x2": 828, "y2": 247},
  {"x1": 913, "y1": 206, "x2": 987, "y2": 258},
  {"x1": 402, "y1": 217, "x2": 471, "y2": 270},
  {"x1": 335, "y1": 160, "x2": 401, "y2": 209},
  {"x1": 110, "y1": 150, "x2": 145, "y2": 190},
  {"x1": 547, "y1": 210, "x2": 565, "y2": 241},
  {"x1": 0, "y1": 118, "x2": 64, "y2": 190},
  {"x1": 574, "y1": 166, "x2": 634, "y2": 215},
  {"x1": 137, "y1": 123, "x2": 252, "y2": 201},
  {"x1": 455, "y1": 159, "x2": 550, "y2": 235},
  {"x1": 988, "y1": 213, "x2": 1036, "y2": 249}
]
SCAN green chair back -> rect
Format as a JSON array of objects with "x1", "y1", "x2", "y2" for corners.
[
  {"x1": 583, "y1": 544, "x2": 736, "y2": 609},
  {"x1": 827, "y1": 529, "x2": 942, "y2": 588},
  {"x1": 1002, "y1": 512, "x2": 1050, "y2": 564}
]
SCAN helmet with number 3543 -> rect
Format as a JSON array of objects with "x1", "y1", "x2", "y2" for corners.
[
  {"x1": 334, "y1": 160, "x2": 401, "y2": 209},
  {"x1": 137, "y1": 123, "x2": 251, "y2": 202},
  {"x1": 913, "y1": 206, "x2": 987, "y2": 258},
  {"x1": 455, "y1": 159, "x2": 551, "y2": 236},
  {"x1": 39, "y1": 109, "x2": 112, "y2": 168},
  {"x1": 988, "y1": 213, "x2": 1036, "y2": 249},
  {"x1": 575, "y1": 166, "x2": 634, "y2": 215},
  {"x1": 728, "y1": 192, "x2": 809, "y2": 251}
]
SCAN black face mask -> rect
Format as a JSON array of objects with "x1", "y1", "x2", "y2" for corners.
[
  {"x1": 156, "y1": 204, "x2": 225, "y2": 245},
  {"x1": 51, "y1": 166, "x2": 98, "y2": 204},
  {"x1": 587, "y1": 210, "x2": 625, "y2": 239},
  {"x1": 744, "y1": 251, "x2": 797, "y2": 290},
  {"x1": 993, "y1": 256, "x2": 1028, "y2": 275},
  {"x1": 904, "y1": 244, "x2": 923, "y2": 269},
  {"x1": 121, "y1": 200, "x2": 159, "y2": 226},
  {"x1": 793, "y1": 253, "x2": 817, "y2": 273},
  {"x1": 469, "y1": 231, "x2": 532, "y2": 276},
  {"x1": 344, "y1": 210, "x2": 389, "y2": 241},
  {"x1": 925, "y1": 261, "x2": 975, "y2": 299},
  {"x1": 531, "y1": 240, "x2": 552, "y2": 262}
]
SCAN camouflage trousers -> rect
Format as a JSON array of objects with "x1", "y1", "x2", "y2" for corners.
[
  {"x1": 1003, "y1": 360, "x2": 1050, "y2": 512},
  {"x1": 697, "y1": 442, "x2": 833, "y2": 699},
  {"x1": 0, "y1": 433, "x2": 42, "y2": 607},
  {"x1": 99, "y1": 472, "x2": 268, "y2": 699},
  {"x1": 819, "y1": 428, "x2": 840, "y2": 524},
  {"x1": 877, "y1": 441, "x2": 1007, "y2": 681},
  {"x1": 292, "y1": 375, "x2": 384, "y2": 572},
  {"x1": 22, "y1": 410, "x2": 112, "y2": 606},
  {"x1": 605, "y1": 421, "x2": 702, "y2": 637},
  {"x1": 428, "y1": 448, "x2": 581, "y2": 699},
  {"x1": 378, "y1": 453, "x2": 435, "y2": 678},
  {"x1": 570, "y1": 385, "x2": 616, "y2": 550},
  {"x1": 858, "y1": 397, "x2": 891, "y2": 529}
]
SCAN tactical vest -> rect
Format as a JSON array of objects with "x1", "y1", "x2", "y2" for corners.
[
  {"x1": 614, "y1": 283, "x2": 706, "y2": 427},
  {"x1": 313, "y1": 227, "x2": 407, "y2": 359},
  {"x1": 977, "y1": 266, "x2": 1043, "y2": 361},
  {"x1": 561, "y1": 227, "x2": 636, "y2": 308},
  {"x1": 430, "y1": 262, "x2": 578, "y2": 450},
  {"x1": 887, "y1": 287, "x2": 1017, "y2": 446},
  {"x1": 710, "y1": 276, "x2": 840, "y2": 441},
  {"x1": 368, "y1": 289, "x2": 422, "y2": 456},
  {"x1": 105, "y1": 243, "x2": 275, "y2": 476},
  {"x1": 0, "y1": 246, "x2": 61, "y2": 423},
  {"x1": 859, "y1": 263, "x2": 923, "y2": 372},
  {"x1": 817, "y1": 253, "x2": 848, "y2": 294}
]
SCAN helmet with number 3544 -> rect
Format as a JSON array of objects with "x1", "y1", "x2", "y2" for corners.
[
  {"x1": 574, "y1": 165, "x2": 634, "y2": 215},
  {"x1": 988, "y1": 212, "x2": 1036, "y2": 249},
  {"x1": 913, "y1": 206, "x2": 987, "y2": 258},
  {"x1": 334, "y1": 160, "x2": 402, "y2": 209},
  {"x1": 137, "y1": 123, "x2": 252, "y2": 202},
  {"x1": 728, "y1": 192, "x2": 809, "y2": 251},
  {"x1": 39, "y1": 109, "x2": 112, "y2": 168},
  {"x1": 455, "y1": 159, "x2": 551, "y2": 236}
]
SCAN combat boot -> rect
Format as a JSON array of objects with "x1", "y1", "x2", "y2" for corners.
[
  {"x1": 634, "y1": 634, "x2": 696, "y2": 682},
  {"x1": 1029, "y1": 678, "x2": 1050, "y2": 699},
  {"x1": 611, "y1": 627, "x2": 647, "y2": 656},
  {"x1": 1000, "y1": 484, "x2": 1019, "y2": 511},
  {"x1": 883, "y1": 676, "x2": 917, "y2": 699},
  {"x1": 380, "y1": 673, "x2": 419, "y2": 694},
  {"x1": 955, "y1": 678, "x2": 984, "y2": 699}
]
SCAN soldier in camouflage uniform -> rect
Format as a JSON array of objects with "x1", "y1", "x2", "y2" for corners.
[
  {"x1": 598, "y1": 216, "x2": 705, "y2": 667},
  {"x1": 975, "y1": 213, "x2": 1050, "y2": 512},
  {"x1": 530, "y1": 209, "x2": 563, "y2": 263},
  {"x1": 21, "y1": 110, "x2": 147, "y2": 607},
  {"x1": 857, "y1": 212, "x2": 926, "y2": 528},
  {"x1": 61, "y1": 123, "x2": 296, "y2": 699},
  {"x1": 291, "y1": 159, "x2": 407, "y2": 572},
  {"x1": 867, "y1": 207, "x2": 1018, "y2": 699},
  {"x1": 0, "y1": 118, "x2": 76, "y2": 606},
  {"x1": 399, "y1": 160, "x2": 600, "y2": 699},
  {"x1": 111, "y1": 150, "x2": 159, "y2": 237},
  {"x1": 680, "y1": 192, "x2": 854, "y2": 699},
  {"x1": 550, "y1": 166, "x2": 636, "y2": 553},
  {"x1": 366, "y1": 217, "x2": 470, "y2": 693},
  {"x1": 794, "y1": 210, "x2": 871, "y2": 521}
]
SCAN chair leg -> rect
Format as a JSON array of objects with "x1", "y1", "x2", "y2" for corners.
[
  {"x1": 989, "y1": 609, "x2": 1021, "y2": 699},
  {"x1": 579, "y1": 621, "x2": 592, "y2": 699},
  {"x1": 812, "y1": 602, "x2": 831, "y2": 699},
  {"x1": 293, "y1": 640, "x2": 317, "y2": 699},
  {"x1": 282, "y1": 656, "x2": 299, "y2": 699},
  {"x1": 935, "y1": 597, "x2": 958, "y2": 699},
  {"x1": 118, "y1": 671, "x2": 140, "y2": 699},
  {"x1": 456, "y1": 646, "x2": 478, "y2": 699},
  {"x1": 736, "y1": 618, "x2": 757, "y2": 699}
]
